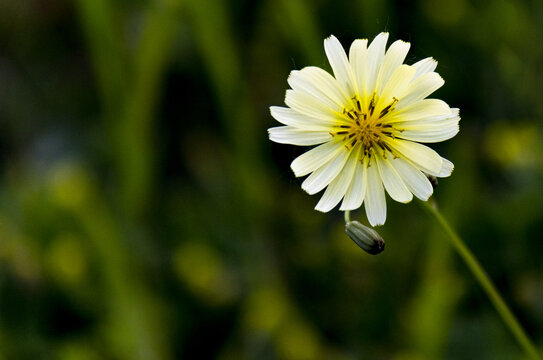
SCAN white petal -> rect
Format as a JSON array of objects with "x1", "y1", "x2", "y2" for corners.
[
  {"x1": 315, "y1": 146, "x2": 360, "y2": 212},
  {"x1": 394, "y1": 110, "x2": 460, "y2": 143},
  {"x1": 376, "y1": 40, "x2": 411, "y2": 94},
  {"x1": 268, "y1": 126, "x2": 332, "y2": 146},
  {"x1": 397, "y1": 122, "x2": 459, "y2": 143},
  {"x1": 389, "y1": 157, "x2": 433, "y2": 200},
  {"x1": 379, "y1": 64, "x2": 417, "y2": 105},
  {"x1": 438, "y1": 157, "x2": 454, "y2": 177},
  {"x1": 386, "y1": 99, "x2": 452, "y2": 122},
  {"x1": 270, "y1": 106, "x2": 334, "y2": 130},
  {"x1": 288, "y1": 67, "x2": 349, "y2": 109},
  {"x1": 399, "y1": 72, "x2": 444, "y2": 107},
  {"x1": 392, "y1": 108, "x2": 459, "y2": 127},
  {"x1": 324, "y1": 35, "x2": 356, "y2": 96},
  {"x1": 385, "y1": 138, "x2": 443, "y2": 176},
  {"x1": 285, "y1": 89, "x2": 339, "y2": 122},
  {"x1": 302, "y1": 148, "x2": 351, "y2": 194},
  {"x1": 349, "y1": 39, "x2": 368, "y2": 96},
  {"x1": 364, "y1": 159, "x2": 387, "y2": 226},
  {"x1": 291, "y1": 141, "x2": 344, "y2": 177},
  {"x1": 375, "y1": 151, "x2": 413, "y2": 203},
  {"x1": 365, "y1": 32, "x2": 389, "y2": 94},
  {"x1": 340, "y1": 155, "x2": 368, "y2": 211},
  {"x1": 412, "y1": 57, "x2": 438, "y2": 79}
]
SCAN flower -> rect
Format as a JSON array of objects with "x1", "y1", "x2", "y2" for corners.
[{"x1": 268, "y1": 33, "x2": 460, "y2": 226}]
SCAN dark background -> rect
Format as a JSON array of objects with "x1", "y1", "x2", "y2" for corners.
[{"x1": 1, "y1": 0, "x2": 542, "y2": 359}]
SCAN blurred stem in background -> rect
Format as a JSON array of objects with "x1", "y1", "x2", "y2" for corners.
[
  {"x1": 421, "y1": 200, "x2": 541, "y2": 360},
  {"x1": 74, "y1": 0, "x2": 126, "y2": 115},
  {"x1": 76, "y1": 0, "x2": 180, "y2": 218},
  {"x1": 276, "y1": 0, "x2": 322, "y2": 63},
  {"x1": 405, "y1": 218, "x2": 464, "y2": 359},
  {"x1": 184, "y1": 0, "x2": 269, "y2": 215},
  {"x1": 114, "y1": 1, "x2": 178, "y2": 218},
  {"x1": 49, "y1": 163, "x2": 168, "y2": 360},
  {"x1": 73, "y1": 0, "x2": 183, "y2": 358}
]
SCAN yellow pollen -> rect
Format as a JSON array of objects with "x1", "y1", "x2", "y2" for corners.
[{"x1": 333, "y1": 94, "x2": 399, "y2": 158}]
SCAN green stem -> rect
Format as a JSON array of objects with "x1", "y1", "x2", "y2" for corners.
[
  {"x1": 421, "y1": 200, "x2": 540, "y2": 360},
  {"x1": 344, "y1": 210, "x2": 351, "y2": 223}
]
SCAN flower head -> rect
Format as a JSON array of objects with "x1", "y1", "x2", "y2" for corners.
[{"x1": 268, "y1": 33, "x2": 459, "y2": 226}]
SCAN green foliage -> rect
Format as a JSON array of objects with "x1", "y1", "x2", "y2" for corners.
[{"x1": 0, "y1": 0, "x2": 542, "y2": 358}]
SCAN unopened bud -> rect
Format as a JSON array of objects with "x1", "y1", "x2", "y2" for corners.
[{"x1": 345, "y1": 221, "x2": 385, "y2": 255}]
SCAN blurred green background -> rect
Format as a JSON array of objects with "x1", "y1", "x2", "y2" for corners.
[{"x1": 1, "y1": 0, "x2": 543, "y2": 359}]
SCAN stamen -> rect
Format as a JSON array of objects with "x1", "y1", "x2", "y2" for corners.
[
  {"x1": 368, "y1": 94, "x2": 376, "y2": 116},
  {"x1": 379, "y1": 105, "x2": 392, "y2": 118},
  {"x1": 339, "y1": 93, "x2": 402, "y2": 161},
  {"x1": 382, "y1": 143, "x2": 393, "y2": 153},
  {"x1": 378, "y1": 97, "x2": 399, "y2": 119}
]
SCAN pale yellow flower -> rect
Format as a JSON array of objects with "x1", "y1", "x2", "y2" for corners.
[{"x1": 269, "y1": 33, "x2": 459, "y2": 226}]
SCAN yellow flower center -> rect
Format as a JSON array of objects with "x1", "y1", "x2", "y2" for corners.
[{"x1": 331, "y1": 94, "x2": 400, "y2": 158}]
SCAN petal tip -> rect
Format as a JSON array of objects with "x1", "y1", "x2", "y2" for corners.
[
  {"x1": 300, "y1": 179, "x2": 317, "y2": 194},
  {"x1": 419, "y1": 188, "x2": 433, "y2": 201},
  {"x1": 324, "y1": 34, "x2": 339, "y2": 45},
  {"x1": 402, "y1": 194, "x2": 414, "y2": 204},
  {"x1": 438, "y1": 158, "x2": 454, "y2": 177},
  {"x1": 290, "y1": 162, "x2": 302, "y2": 177},
  {"x1": 314, "y1": 202, "x2": 333, "y2": 213},
  {"x1": 368, "y1": 219, "x2": 385, "y2": 227},
  {"x1": 269, "y1": 106, "x2": 283, "y2": 118},
  {"x1": 339, "y1": 203, "x2": 356, "y2": 211}
]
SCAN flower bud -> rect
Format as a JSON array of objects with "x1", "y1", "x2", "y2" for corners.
[{"x1": 345, "y1": 221, "x2": 385, "y2": 255}]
